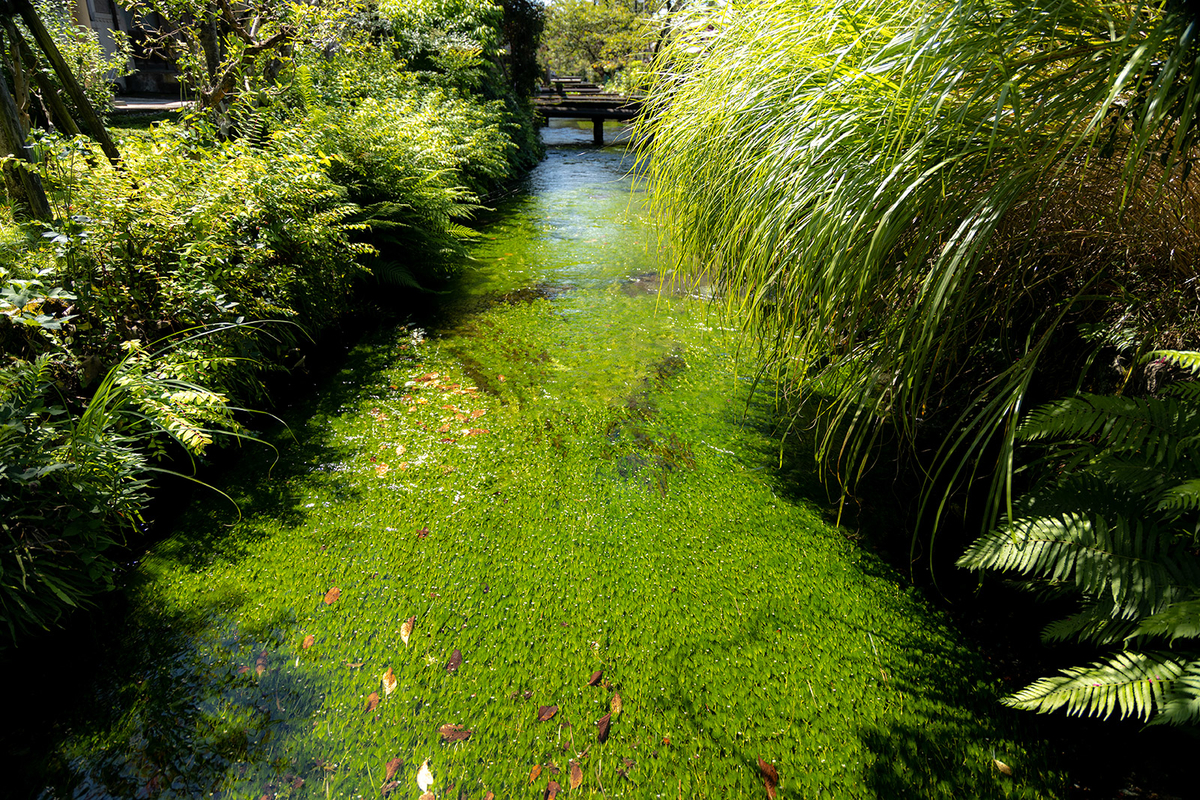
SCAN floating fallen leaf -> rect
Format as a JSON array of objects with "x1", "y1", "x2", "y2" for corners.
[
  {"x1": 611, "y1": 693, "x2": 622, "y2": 717},
  {"x1": 439, "y1": 723, "x2": 473, "y2": 743},
  {"x1": 301, "y1": 634, "x2": 315, "y2": 650},
  {"x1": 498, "y1": 375, "x2": 506, "y2": 382},
  {"x1": 537, "y1": 705, "x2": 558, "y2": 722},
  {"x1": 419, "y1": 794, "x2": 434, "y2": 800},
  {"x1": 993, "y1": 759, "x2": 1013, "y2": 776},
  {"x1": 587, "y1": 670, "x2": 603, "y2": 686},
  {"x1": 395, "y1": 444, "x2": 406, "y2": 455},
  {"x1": 365, "y1": 692, "x2": 380, "y2": 712},
  {"x1": 323, "y1": 587, "x2": 340, "y2": 605},
  {"x1": 401, "y1": 616, "x2": 415, "y2": 646},
  {"x1": 471, "y1": 409, "x2": 486, "y2": 419},
  {"x1": 437, "y1": 424, "x2": 452, "y2": 433},
  {"x1": 439, "y1": 437, "x2": 456, "y2": 443},
  {"x1": 375, "y1": 464, "x2": 390, "y2": 477},
  {"x1": 346, "y1": 660, "x2": 365, "y2": 668},
  {"x1": 484, "y1": 793, "x2": 494, "y2": 800},
  {"x1": 385, "y1": 757, "x2": 402, "y2": 781},
  {"x1": 380, "y1": 780, "x2": 400, "y2": 796},
  {"x1": 758, "y1": 758, "x2": 779, "y2": 799},
  {"x1": 382, "y1": 667, "x2": 397, "y2": 696},
  {"x1": 466, "y1": 428, "x2": 489, "y2": 436},
  {"x1": 569, "y1": 761, "x2": 582, "y2": 790},
  {"x1": 416, "y1": 527, "x2": 429, "y2": 538},
  {"x1": 446, "y1": 649, "x2": 463, "y2": 673},
  {"x1": 417, "y1": 759, "x2": 434, "y2": 792},
  {"x1": 529, "y1": 764, "x2": 542, "y2": 782},
  {"x1": 596, "y1": 713, "x2": 611, "y2": 743},
  {"x1": 546, "y1": 780, "x2": 560, "y2": 799},
  {"x1": 255, "y1": 651, "x2": 268, "y2": 677}
]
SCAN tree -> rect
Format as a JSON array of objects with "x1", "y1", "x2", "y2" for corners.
[{"x1": 541, "y1": 0, "x2": 647, "y2": 81}]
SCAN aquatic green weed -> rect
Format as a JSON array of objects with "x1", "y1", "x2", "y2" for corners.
[{"x1": 43, "y1": 144, "x2": 1065, "y2": 799}]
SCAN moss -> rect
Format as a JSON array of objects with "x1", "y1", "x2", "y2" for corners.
[{"x1": 45, "y1": 145, "x2": 1065, "y2": 799}]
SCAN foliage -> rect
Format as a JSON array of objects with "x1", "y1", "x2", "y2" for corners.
[
  {"x1": 959, "y1": 351, "x2": 1200, "y2": 725},
  {"x1": 635, "y1": 0, "x2": 1200, "y2": 551},
  {"x1": 0, "y1": 343, "x2": 237, "y2": 644},
  {"x1": 25, "y1": 0, "x2": 133, "y2": 116},
  {"x1": 542, "y1": 0, "x2": 649, "y2": 82}
]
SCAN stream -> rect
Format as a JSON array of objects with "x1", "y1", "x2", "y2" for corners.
[{"x1": 24, "y1": 120, "x2": 1063, "y2": 799}]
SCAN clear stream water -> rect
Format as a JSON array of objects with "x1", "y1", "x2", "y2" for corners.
[{"x1": 26, "y1": 121, "x2": 1062, "y2": 799}]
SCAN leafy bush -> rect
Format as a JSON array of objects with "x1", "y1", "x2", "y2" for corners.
[
  {"x1": 0, "y1": 344, "x2": 237, "y2": 643},
  {"x1": 27, "y1": 0, "x2": 132, "y2": 116},
  {"x1": 959, "y1": 352, "x2": 1200, "y2": 725}
]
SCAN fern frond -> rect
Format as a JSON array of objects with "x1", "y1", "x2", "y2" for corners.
[
  {"x1": 1158, "y1": 479, "x2": 1200, "y2": 514},
  {"x1": 1148, "y1": 350, "x2": 1200, "y2": 374},
  {"x1": 1165, "y1": 381, "x2": 1200, "y2": 402},
  {"x1": 1003, "y1": 650, "x2": 1187, "y2": 721},
  {"x1": 1132, "y1": 598, "x2": 1200, "y2": 643},
  {"x1": 1042, "y1": 599, "x2": 1139, "y2": 645},
  {"x1": 958, "y1": 513, "x2": 1200, "y2": 618}
]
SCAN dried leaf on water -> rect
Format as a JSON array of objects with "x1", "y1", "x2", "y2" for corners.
[
  {"x1": 587, "y1": 670, "x2": 603, "y2": 686},
  {"x1": 546, "y1": 780, "x2": 561, "y2": 799},
  {"x1": 993, "y1": 759, "x2": 1013, "y2": 776},
  {"x1": 385, "y1": 757, "x2": 402, "y2": 781},
  {"x1": 365, "y1": 692, "x2": 380, "y2": 712},
  {"x1": 301, "y1": 634, "x2": 315, "y2": 650},
  {"x1": 382, "y1": 667, "x2": 398, "y2": 696},
  {"x1": 529, "y1": 764, "x2": 542, "y2": 782},
  {"x1": 401, "y1": 616, "x2": 415, "y2": 646},
  {"x1": 380, "y1": 781, "x2": 400, "y2": 796},
  {"x1": 323, "y1": 587, "x2": 340, "y2": 605},
  {"x1": 255, "y1": 651, "x2": 268, "y2": 677},
  {"x1": 611, "y1": 693, "x2": 622, "y2": 717},
  {"x1": 537, "y1": 705, "x2": 558, "y2": 722},
  {"x1": 446, "y1": 649, "x2": 463, "y2": 673},
  {"x1": 569, "y1": 760, "x2": 582, "y2": 790},
  {"x1": 416, "y1": 527, "x2": 429, "y2": 539},
  {"x1": 484, "y1": 793, "x2": 494, "y2": 800},
  {"x1": 596, "y1": 713, "x2": 611, "y2": 743},
  {"x1": 439, "y1": 723, "x2": 473, "y2": 743},
  {"x1": 417, "y1": 760, "x2": 434, "y2": 792},
  {"x1": 758, "y1": 758, "x2": 779, "y2": 799}
]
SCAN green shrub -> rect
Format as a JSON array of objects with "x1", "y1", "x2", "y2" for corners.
[{"x1": 959, "y1": 351, "x2": 1200, "y2": 725}]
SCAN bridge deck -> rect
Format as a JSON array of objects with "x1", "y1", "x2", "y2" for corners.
[{"x1": 534, "y1": 88, "x2": 645, "y2": 144}]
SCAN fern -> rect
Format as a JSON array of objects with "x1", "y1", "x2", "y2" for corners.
[{"x1": 960, "y1": 356, "x2": 1200, "y2": 725}]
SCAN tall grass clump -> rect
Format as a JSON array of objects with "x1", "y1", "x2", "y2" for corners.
[{"x1": 636, "y1": 0, "x2": 1200, "y2": 551}]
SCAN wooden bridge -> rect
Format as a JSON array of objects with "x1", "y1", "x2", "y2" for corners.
[{"x1": 534, "y1": 78, "x2": 645, "y2": 145}]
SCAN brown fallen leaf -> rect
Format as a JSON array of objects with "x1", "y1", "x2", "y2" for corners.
[
  {"x1": 537, "y1": 704, "x2": 558, "y2": 722},
  {"x1": 758, "y1": 758, "x2": 779, "y2": 799},
  {"x1": 439, "y1": 723, "x2": 473, "y2": 743},
  {"x1": 380, "y1": 780, "x2": 400, "y2": 796},
  {"x1": 596, "y1": 712, "x2": 611, "y2": 743},
  {"x1": 484, "y1": 793, "x2": 494, "y2": 800},
  {"x1": 587, "y1": 670, "x2": 603, "y2": 686},
  {"x1": 401, "y1": 616, "x2": 415, "y2": 647},
  {"x1": 446, "y1": 649, "x2": 463, "y2": 673},
  {"x1": 419, "y1": 794, "x2": 434, "y2": 800},
  {"x1": 382, "y1": 667, "x2": 398, "y2": 696},
  {"x1": 255, "y1": 651, "x2": 268, "y2": 677},
  {"x1": 301, "y1": 634, "x2": 315, "y2": 650},
  {"x1": 437, "y1": 424, "x2": 452, "y2": 433},
  {"x1": 611, "y1": 693, "x2": 622, "y2": 717},
  {"x1": 529, "y1": 764, "x2": 542, "y2": 782},
  {"x1": 569, "y1": 760, "x2": 582, "y2": 791},
  {"x1": 466, "y1": 428, "x2": 489, "y2": 436},
  {"x1": 365, "y1": 692, "x2": 380, "y2": 713},
  {"x1": 416, "y1": 527, "x2": 429, "y2": 539},
  {"x1": 470, "y1": 409, "x2": 486, "y2": 419},
  {"x1": 375, "y1": 464, "x2": 390, "y2": 477},
  {"x1": 546, "y1": 780, "x2": 561, "y2": 799},
  {"x1": 385, "y1": 757, "x2": 402, "y2": 781},
  {"x1": 993, "y1": 759, "x2": 1013, "y2": 776},
  {"x1": 323, "y1": 587, "x2": 340, "y2": 605}
]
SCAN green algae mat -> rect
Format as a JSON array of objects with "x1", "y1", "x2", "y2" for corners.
[{"x1": 40, "y1": 130, "x2": 1066, "y2": 799}]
